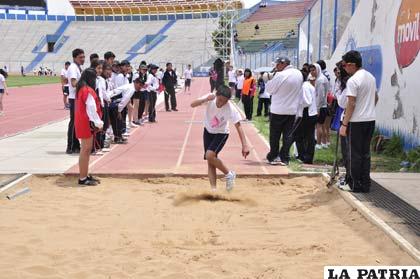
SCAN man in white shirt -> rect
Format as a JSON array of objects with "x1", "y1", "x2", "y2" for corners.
[
  {"x1": 60, "y1": 61, "x2": 70, "y2": 110},
  {"x1": 339, "y1": 50, "x2": 378, "y2": 193},
  {"x1": 146, "y1": 64, "x2": 160, "y2": 122},
  {"x1": 66, "y1": 48, "x2": 85, "y2": 154},
  {"x1": 265, "y1": 56, "x2": 303, "y2": 165},
  {"x1": 235, "y1": 70, "x2": 244, "y2": 99},
  {"x1": 183, "y1": 64, "x2": 193, "y2": 93},
  {"x1": 227, "y1": 66, "x2": 237, "y2": 97}
]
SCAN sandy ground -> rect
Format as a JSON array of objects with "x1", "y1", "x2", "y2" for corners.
[{"x1": 0, "y1": 175, "x2": 416, "y2": 279}]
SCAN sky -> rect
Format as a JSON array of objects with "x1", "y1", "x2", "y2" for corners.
[{"x1": 242, "y1": 0, "x2": 292, "y2": 9}]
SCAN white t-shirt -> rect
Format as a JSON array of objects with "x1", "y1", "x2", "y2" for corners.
[
  {"x1": 67, "y1": 63, "x2": 81, "y2": 99},
  {"x1": 61, "y1": 68, "x2": 69, "y2": 88},
  {"x1": 114, "y1": 73, "x2": 129, "y2": 88},
  {"x1": 0, "y1": 74, "x2": 5, "y2": 90},
  {"x1": 346, "y1": 69, "x2": 377, "y2": 122},
  {"x1": 297, "y1": 81, "x2": 317, "y2": 117},
  {"x1": 204, "y1": 96, "x2": 242, "y2": 134},
  {"x1": 236, "y1": 75, "x2": 244, "y2": 90},
  {"x1": 228, "y1": 70, "x2": 237, "y2": 83},
  {"x1": 184, "y1": 69, "x2": 193, "y2": 80},
  {"x1": 266, "y1": 65, "x2": 303, "y2": 115}
]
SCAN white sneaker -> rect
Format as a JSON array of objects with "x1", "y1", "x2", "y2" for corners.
[
  {"x1": 129, "y1": 123, "x2": 139, "y2": 128},
  {"x1": 122, "y1": 132, "x2": 130, "y2": 137},
  {"x1": 95, "y1": 151, "x2": 104, "y2": 156},
  {"x1": 338, "y1": 184, "x2": 352, "y2": 192},
  {"x1": 268, "y1": 157, "x2": 286, "y2": 166},
  {"x1": 102, "y1": 147, "x2": 111, "y2": 152},
  {"x1": 315, "y1": 144, "x2": 323, "y2": 150},
  {"x1": 322, "y1": 143, "x2": 329, "y2": 149},
  {"x1": 225, "y1": 171, "x2": 236, "y2": 192}
]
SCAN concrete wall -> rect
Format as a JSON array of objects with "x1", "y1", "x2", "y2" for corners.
[
  {"x1": 46, "y1": 0, "x2": 74, "y2": 15},
  {"x1": 327, "y1": 0, "x2": 420, "y2": 149}
]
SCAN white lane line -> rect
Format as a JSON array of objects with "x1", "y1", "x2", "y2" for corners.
[{"x1": 175, "y1": 107, "x2": 197, "y2": 170}]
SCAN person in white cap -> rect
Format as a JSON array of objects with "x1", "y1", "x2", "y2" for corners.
[{"x1": 265, "y1": 56, "x2": 303, "y2": 165}]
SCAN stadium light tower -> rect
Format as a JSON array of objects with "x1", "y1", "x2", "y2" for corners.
[{"x1": 203, "y1": 0, "x2": 242, "y2": 65}]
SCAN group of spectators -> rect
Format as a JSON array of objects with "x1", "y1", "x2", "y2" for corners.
[{"x1": 222, "y1": 50, "x2": 378, "y2": 193}]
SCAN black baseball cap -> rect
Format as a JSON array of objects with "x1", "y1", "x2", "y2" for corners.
[{"x1": 150, "y1": 64, "x2": 159, "y2": 70}]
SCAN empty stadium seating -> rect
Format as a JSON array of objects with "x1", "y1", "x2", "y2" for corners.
[{"x1": 0, "y1": 18, "x2": 215, "y2": 73}]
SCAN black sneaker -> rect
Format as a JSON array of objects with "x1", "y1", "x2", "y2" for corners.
[
  {"x1": 66, "y1": 149, "x2": 73, "y2": 154},
  {"x1": 114, "y1": 138, "x2": 128, "y2": 144},
  {"x1": 166, "y1": 109, "x2": 171, "y2": 112},
  {"x1": 88, "y1": 175, "x2": 101, "y2": 184},
  {"x1": 73, "y1": 148, "x2": 81, "y2": 154},
  {"x1": 78, "y1": 177, "x2": 98, "y2": 186},
  {"x1": 172, "y1": 108, "x2": 178, "y2": 111}
]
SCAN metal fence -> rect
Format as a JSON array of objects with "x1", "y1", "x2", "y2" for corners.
[
  {"x1": 298, "y1": 0, "x2": 359, "y2": 68},
  {"x1": 233, "y1": 49, "x2": 298, "y2": 71}
]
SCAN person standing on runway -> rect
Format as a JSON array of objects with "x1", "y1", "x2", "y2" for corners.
[
  {"x1": 0, "y1": 69, "x2": 8, "y2": 117},
  {"x1": 146, "y1": 64, "x2": 160, "y2": 123},
  {"x1": 66, "y1": 48, "x2": 85, "y2": 154},
  {"x1": 265, "y1": 56, "x2": 303, "y2": 166},
  {"x1": 162, "y1": 62, "x2": 178, "y2": 112},
  {"x1": 241, "y1": 68, "x2": 255, "y2": 121},
  {"x1": 60, "y1": 61, "x2": 71, "y2": 110},
  {"x1": 183, "y1": 64, "x2": 193, "y2": 94},
  {"x1": 162, "y1": 63, "x2": 178, "y2": 111}
]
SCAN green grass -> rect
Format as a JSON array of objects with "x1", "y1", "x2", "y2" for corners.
[
  {"x1": 245, "y1": 96, "x2": 405, "y2": 172},
  {"x1": 6, "y1": 75, "x2": 60, "y2": 88}
]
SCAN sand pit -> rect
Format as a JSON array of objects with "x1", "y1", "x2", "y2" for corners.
[{"x1": 0, "y1": 175, "x2": 416, "y2": 278}]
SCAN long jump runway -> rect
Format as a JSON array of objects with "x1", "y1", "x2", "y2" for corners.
[
  {"x1": 0, "y1": 83, "x2": 67, "y2": 138},
  {"x1": 66, "y1": 78, "x2": 286, "y2": 176}
]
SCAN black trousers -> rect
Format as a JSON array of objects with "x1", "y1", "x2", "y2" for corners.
[
  {"x1": 66, "y1": 98, "x2": 80, "y2": 152},
  {"x1": 148, "y1": 91, "x2": 157, "y2": 122},
  {"x1": 165, "y1": 87, "x2": 177, "y2": 111},
  {"x1": 347, "y1": 121, "x2": 375, "y2": 192},
  {"x1": 109, "y1": 105, "x2": 123, "y2": 141},
  {"x1": 266, "y1": 113, "x2": 295, "y2": 163},
  {"x1": 241, "y1": 94, "x2": 253, "y2": 120},
  {"x1": 295, "y1": 109, "x2": 317, "y2": 164},
  {"x1": 257, "y1": 98, "x2": 270, "y2": 116},
  {"x1": 97, "y1": 103, "x2": 110, "y2": 149},
  {"x1": 138, "y1": 91, "x2": 148, "y2": 119},
  {"x1": 235, "y1": 88, "x2": 241, "y2": 99}
]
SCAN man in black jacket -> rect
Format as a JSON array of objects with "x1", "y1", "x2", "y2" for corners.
[{"x1": 162, "y1": 62, "x2": 178, "y2": 111}]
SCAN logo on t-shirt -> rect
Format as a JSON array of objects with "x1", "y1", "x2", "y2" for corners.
[
  {"x1": 210, "y1": 116, "x2": 225, "y2": 128},
  {"x1": 395, "y1": 0, "x2": 420, "y2": 68}
]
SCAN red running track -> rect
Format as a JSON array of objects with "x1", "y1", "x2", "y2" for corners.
[
  {"x1": 67, "y1": 78, "x2": 288, "y2": 176},
  {"x1": 0, "y1": 84, "x2": 67, "y2": 138}
]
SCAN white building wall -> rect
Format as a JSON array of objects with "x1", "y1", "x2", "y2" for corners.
[
  {"x1": 327, "y1": 0, "x2": 420, "y2": 148},
  {"x1": 46, "y1": 0, "x2": 75, "y2": 16}
]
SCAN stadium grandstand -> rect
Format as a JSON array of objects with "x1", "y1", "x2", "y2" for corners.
[
  {"x1": 234, "y1": 0, "x2": 314, "y2": 53},
  {"x1": 0, "y1": 0, "x2": 242, "y2": 74}
]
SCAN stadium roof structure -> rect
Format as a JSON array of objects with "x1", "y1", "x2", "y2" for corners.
[{"x1": 69, "y1": 0, "x2": 243, "y2": 15}]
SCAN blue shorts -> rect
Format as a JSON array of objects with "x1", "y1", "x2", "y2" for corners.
[{"x1": 0, "y1": 89, "x2": 4, "y2": 94}]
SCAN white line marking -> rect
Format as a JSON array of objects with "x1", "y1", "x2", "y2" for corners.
[
  {"x1": 0, "y1": 174, "x2": 32, "y2": 194},
  {"x1": 175, "y1": 107, "x2": 197, "y2": 170}
]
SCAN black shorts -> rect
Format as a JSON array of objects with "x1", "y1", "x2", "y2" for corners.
[
  {"x1": 185, "y1": 79, "x2": 191, "y2": 87},
  {"x1": 133, "y1": 91, "x2": 142, "y2": 99},
  {"x1": 0, "y1": 89, "x2": 4, "y2": 94},
  {"x1": 317, "y1": 107, "x2": 328, "y2": 124},
  {"x1": 63, "y1": 87, "x2": 69, "y2": 96},
  {"x1": 203, "y1": 128, "x2": 229, "y2": 160},
  {"x1": 229, "y1": 82, "x2": 236, "y2": 88}
]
